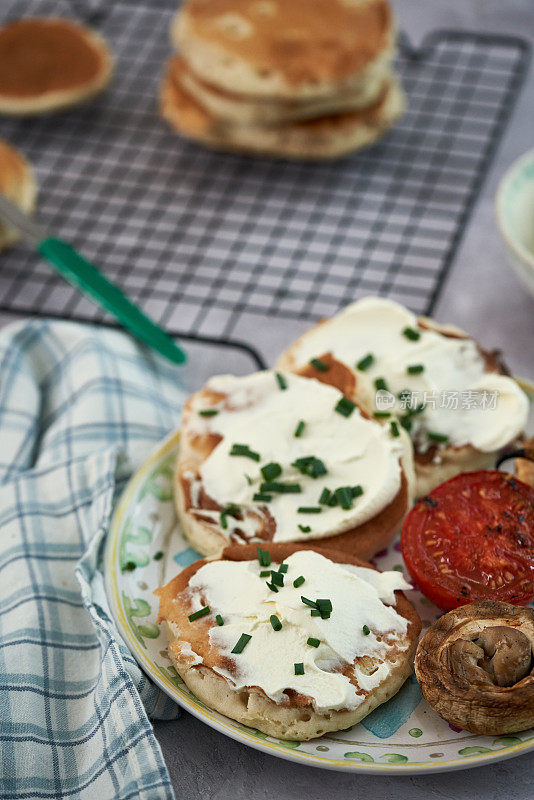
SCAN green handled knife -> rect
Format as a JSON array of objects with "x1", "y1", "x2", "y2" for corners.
[{"x1": 0, "y1": 192, "x2": 186, "y2": 365}]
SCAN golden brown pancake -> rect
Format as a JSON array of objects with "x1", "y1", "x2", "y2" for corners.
[
  {"x1": 172, "y1": 0, "x2": 395, "y2": 99},
  {"x1": 0, "y1": 17, "x2": 113, "y2": 115},
  {"x1": 0, "y1": 138, "x2": 37, "y2": 249},
  {"x1": 160, "y1": 58, "x2": 405, "y2": 160}
]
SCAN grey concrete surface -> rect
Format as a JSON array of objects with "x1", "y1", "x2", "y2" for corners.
[{"x1": 1, "y1": 0, "x2": 533, "y2": 797}]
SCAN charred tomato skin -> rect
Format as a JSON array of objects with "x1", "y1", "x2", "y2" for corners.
[{"x1": 401, "y1": 471, "x2": 534, "y2": 611}]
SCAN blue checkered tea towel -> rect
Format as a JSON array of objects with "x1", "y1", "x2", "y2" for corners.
[{"x1": 0, "y1": 319, "x2": 188, "y2": 800}]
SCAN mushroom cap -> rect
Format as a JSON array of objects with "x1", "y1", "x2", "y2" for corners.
[{"x1": 415, "y1": 601, "x2": 534, "y2": 735}]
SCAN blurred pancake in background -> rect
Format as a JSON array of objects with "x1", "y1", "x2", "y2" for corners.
[
  {"x1": 0, "y1": 139, "x2": 37, "y2": 250},
  {"x1": 0, "y1": 17, "x2": 113, "y2": 115}
]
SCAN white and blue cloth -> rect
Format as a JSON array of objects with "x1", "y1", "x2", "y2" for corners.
[{"x1": 0, "y1": 319, "x2": 188, "y2": 800}]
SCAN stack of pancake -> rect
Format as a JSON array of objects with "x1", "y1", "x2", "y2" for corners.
[{"x1": 161, "y1": 0, "x2": 405, "y2": 160}]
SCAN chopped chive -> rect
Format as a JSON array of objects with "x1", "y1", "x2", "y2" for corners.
[
  {"x1": 123, "y1": 561, "x2": 137, "y2": 572},
  {"x1": 407, "y1": 364, "x2": 424, "y2": 375},
  {"x1": 153, "y1": 551, "x2": 164, "y2": 561},
  {"x1": 259, "y1": 570, "x2": 271, "y2": 578},
  {"x1": 319, "y1": 487, "x2": 332, "y2": 505},
  {"x1": 310, "y1": 357, "x2": 329, "y2": 372},
  {"x1": 362, "y1": 624, "x2": 370, "y2": 636},
  {"x1": 428, "y1": 432, "x2": 450, "y2": 443},
  {"x1": 253, "y1": 492, "x2": 272, "y2": 502},
  {"x1": 294, "y1": 420, "x2": 305, "y2": 438},
  {"x1": 357, "y1": 353, "x2": 374, "y2": 371},
  {"x1": 291, "y1": 456, "x2": 327, "y2": 479},
  {"x1": 270, "y1": 615, "x2": 282, "y2": 631},
  {"x1": 294, "y1": 663, "x2": 305, "y2": 675},
  {"x1": 270, "y1": 570, "x2": 284, "y2": 587},
  {"x1": 261, "y1": 462, "x2": 282, "y2": 481},
  {"x1": 298, "y1": 506, "x2": 322, "y2": 514},
  {"x1": 220, "y1": 504, "x2": 240, "y2": 530},
  {"x1": 266, "y1": 582, "x2": 279, "y2": 593},
  {"x1": 189, "y1": 606, "x2": 210, "y2": 622},
  {"x1": 220, "y1": 512, "x2": 228, "y2": 530},
  {"x1": 398, "y1": 389, "x2": 412, "y2": 403},
  {"x1": 351, "y1": 485, "x2": 364, "y2": 498},
  {"x1": 257, "y1": 547, "x2": 271, "y2": 567},
  {"x1": 400, "y1": 416, "x2": 412, "y2": 431},
  {"x1": 275, "y1": 372, "x2": 287, "y2": 390},
  {"x1": 307, "y1": 637, "x2": 320, "y2": 648},
  {"x1": 390, "y1": 420, "x2": 400, "y2": 437},
  {"x1": 298, "y1": 525, "x2": 311, "y2": 534},
  {"x1": 245, "y1": 474, "x2": 253, "y2": 486},
  {"x1": 260, "y1": 481, "x2": 302, "y2": 494},
  {"x1": 310, "y1": 609, "x2": 321, "y2": 616},
  {"x1": 229, "y1": 443, "x2": 260, "y2": 461},
  {"x1": 316, "y1": 599, "x2": 332, "y2": 614},
  {"x1": 278, "y1": 563, "x2": 288, "y2": 574},
  {"x1": 374, "y1": 377, "x2": 389, "y2": 392},
  {"x1": 293, "y1": 576, "x2": 305, "y2": 588},
  {"x1": 327, "y1": 492, "x2": 339, "y2": 507},
  {"x1": 231, "y1": 633, "x2": 252, "y2": 654},
  {"x1": 403, "y1": 327, "x2": 421, "y2": 341},
  {"x1": 334, "y1": 486, "x2": 353, "y2": 510},
  {"x1": 199, "y1": 409, "x2": 219, "y2": 417},
  {"x1": 335, "y1": 396, "x2": 356, "y2": 417},
  {"x1": 301, "y1": 596, "x2": 318, "y2": 609},
  {"x1": 216, "y1": 614, "x2": 224, "y2": 626},
  {"x1": 373, "y1": 411, "x2": 391, "y2": 419}
]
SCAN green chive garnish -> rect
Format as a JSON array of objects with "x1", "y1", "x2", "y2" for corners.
[
  {"x1": 216, "y1": 614, "x2": 224, "y2": 626},
  {"x1": 270, "y1": 570, "x2": 284, "y2": 587},
  {"x1": 351, "y1": 485, "x2": 364, "y2": 498},
  {"x1": 301, "y1": 596, "x2": 317, "y2": 609},
  {"x1": 374, "y1": 377, "x2": 388, "y2": 392},
  {"x1": 390, "y1": 420, "x2": 400, "y2": 437},
  {"x1": 229, "y1": 443, "x2": 260, "y2": 461},
  {"x1": 294, "y1": 420, "x2": 305, "y2": 438},
  {"x1": 261, "y1": 462, "x2": 282, "y2": 481},
  {"x1": 316, "y1": 598, "x2": 332, "y2": 615},
  {"x1": 294, "y1": 663, "x2": 305, "y2": 675},
  {"x1": 298, "y1": 524, "x2": 311, "y2": 533},
  {"x1": 220, "y1": 504, "x2": 240, "y2": 530},
  {"x1": 278, "y1": 564, "x2": 288, "y2": 574},
  {"x1": 260, "y1": 481, "x2": 302, "y2": 494},
  {"x1": 259, "y1": 570, "x2": 271, "y2": 577},
  {"x1": 310, "y1": 358, "x2": 329, "y2": 372},
  {"x1": 407, "y1": 364, "x2": 424, "y2": 375},
  {"x1": 428, "y1": 432, "x2": 449, "y2": 443},
  {"x1": 275, "y1": 372, "x2": 287, "y2": 390},
  {"x1": 245, "y1": 474, "x2": 253, "y2": 485},
  {"x1": 291, "y1": 456, "x2": 327, "y2": 479},
  {"x1": 257, "y1": 547, "x2": 271, "y2": 567},
  {"x1": 310, "y1": 609, "x2": 321, "y2": 616},
  {"x1": 319, "y1": 487, "x2": 332, "y2": 505},
  {"x1": 298, "y1": 506, "x2": 322, "y2": 513},
  {"x1": 199, "y1": 409, "x2": 219, "y2": 417},
  {"x1": 403, "y1": 327, "x2": 421, "y2": 341},
  {"x1": 231, "y1": 633, "x2": 252, "y2": 654},
  {"x1": 270, "y1": 615, "x2": 282, "y2": 631},
  {"x1": 335, "y1": 396, "x2": 356, "y2": 417},
  {"x1": 123, "y1": 561, "x2": 137, "y2": 572},
  {"x1": 356, "y1": 353, "x2": 374, "y2": 371},
  {"x1": 373, "y1": 411, "x2": 391, "y2": 419},
  {"x1": 189, "y1": 606, "x2": 210, "y2": 622},
  {"x1": 253, "y1": 492, "x2": 272, "y2": 502},
  {"x1": 266, "y1": 582, "x2": 279, "y2": 593},
  {"x1": 153, "y1": 551, "x2": 164, "y2": 561},
  {"x1": 334, "y1": 486, "x2": 353, "y2": 510},
  {"x1": 307, "y1": 637, "x2": 320, "y2": 648},
  {"x1": 293, "y1": 576, "x2": 305, "y2": 588},
  {"x1": 363, "y1": 624, "x2": 370, "y2": 636}
]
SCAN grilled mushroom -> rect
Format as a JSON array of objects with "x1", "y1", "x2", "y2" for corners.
[{"x1": 415, "y1": 601, "x2": 534, "y2": 734}]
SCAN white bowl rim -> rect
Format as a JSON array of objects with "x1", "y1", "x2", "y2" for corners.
[{"x1": 496, "y1": 147, "x2": 534, "y2": 274}]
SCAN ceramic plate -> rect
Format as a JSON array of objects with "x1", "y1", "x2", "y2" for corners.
[{"x1": 104, "y1": 431, "x2": 534, "y2": 774}]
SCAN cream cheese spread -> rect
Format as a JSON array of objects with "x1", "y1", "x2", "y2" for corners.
[
  {"x1": 185, "y1": 550, "x2": 411, "y2": 711},
  {"x1": 185, "y1": 370, "x2": 409, "y2": 542},
  {"x1": 283, "y1": 297, "x2": 528, "y2": 453}
]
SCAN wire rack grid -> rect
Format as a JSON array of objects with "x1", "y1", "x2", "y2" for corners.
[{"x1": 0, "y1": 0, "x2": 530, "y2": 368}]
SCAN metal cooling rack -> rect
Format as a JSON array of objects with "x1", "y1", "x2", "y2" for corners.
[{"x1": 0, "y1": 0, "x2": 530, "y2": 368}]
